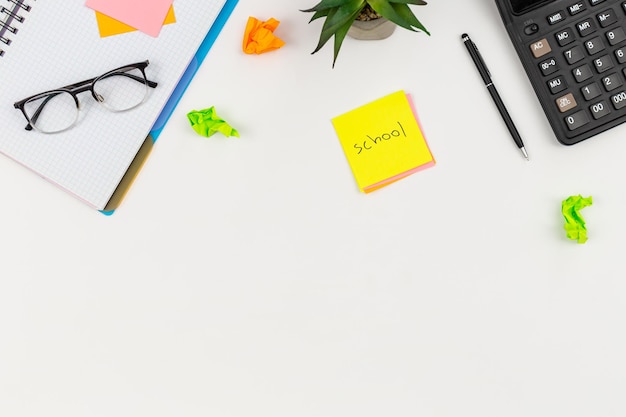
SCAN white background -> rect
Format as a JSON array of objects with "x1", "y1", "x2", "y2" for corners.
[{"x1": 2, "y1": 0, "x2": 626, "y2": 416}]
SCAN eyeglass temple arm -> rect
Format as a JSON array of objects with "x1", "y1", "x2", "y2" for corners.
[
  {"x1": 39, "y1": 72, "x2": 156, "y2": 102},
  {"x1": 123, "y1": 72, "x2": 158, "y2": 88},
  {"x1": 96, "y1": 71, "x2": 158, "y2": 88}
]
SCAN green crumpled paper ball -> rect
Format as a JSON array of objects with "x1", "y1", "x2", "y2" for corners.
[
  {"x1": 562, "y1": 194, "x2": 593, "y2": 244},
  {"x1": 187, "y1": 106, "x2": 240, "y2": 138}
]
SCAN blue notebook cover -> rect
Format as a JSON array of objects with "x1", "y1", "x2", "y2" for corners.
[{"x1": 102, "y1": 0, "x2": 239, "y2": 215}]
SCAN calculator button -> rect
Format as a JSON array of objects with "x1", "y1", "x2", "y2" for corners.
[
  {"x1": 584, "y1": 36, "x2": 606, "y2": 54},
  {"x1": 597, "y1": 9, "x2": 617, "y2": 27},
  {"x1": 555, "y1": 28, "x2": 576, "y2": 46},
  {"x1": 602, "y1": 73, "x2": 622, "y2": 90},
  {"x1": 548, "y1": 75, "x2": 568, "y2": 94},
  {"x1": 557, "y1": 92, "x2": 578, "y2": 112},
  {"x1": 577, "y1": 18, "x2": 597, "y2": 36},
  {"x1": 540, "y1": 57, "x2": 559, "y2": 75},
  {"x1": 606, "y1": 27, "x2": 626, "y2": 45},
  {"x1": 564, "y1": 45, "x2": 586, "y2": 63},
  {"x1": 590, "y1": 100, "x2": 611, "y2": 118},
  {"x1": 572, "y1": 63, "x2": 594, "y2": 81},
  {"x1": 565, "y1": 110, "x2": 590, "y2": 130},
  {"x1": 611, "y1": 91, "x2": 626, "y2": 109},
  {"x1": 548, "y1": 11, "x2": 566, "y2": 25},
  {"x1": 569, "y1": 2, "x2": 586, "y2": 15},
  {"x1": 524, "y1": 23, "x2": 539, "y2": 35},
  {"x1": 594, "y1": 54, "x2": 614, "y2": 72},
  {"x1": 590, "y1": 0, "x2": 606, "y2": 5},
  {"x1": 530, "y1": 38, "x2": 552, "y2": 58},
  {"x1": 581, "y1": 82, "x2": 602, "y2": 99}
]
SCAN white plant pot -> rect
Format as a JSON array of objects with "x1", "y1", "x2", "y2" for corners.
[{"x1": 347, "y1": 18, "x2": 396, "y2": 40}]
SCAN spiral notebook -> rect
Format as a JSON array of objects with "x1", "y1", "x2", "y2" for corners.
[{"x1": 0, "y1": 0, "x2": 237, "y2": 212}]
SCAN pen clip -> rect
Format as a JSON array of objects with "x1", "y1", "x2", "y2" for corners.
[{"x1": 471, "y1": 40, "x2": 491, "y2": 79}]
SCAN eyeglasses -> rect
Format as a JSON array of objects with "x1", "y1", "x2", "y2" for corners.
[{"x1": 13, "y1": 60, "x2": 158, "y2": 133}]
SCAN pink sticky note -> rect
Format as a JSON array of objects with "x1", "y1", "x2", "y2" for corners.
[{"x1": 85, "y1": 0, "x2": 174, "y2": 37}]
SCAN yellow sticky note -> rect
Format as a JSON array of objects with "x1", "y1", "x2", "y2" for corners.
[
  {"x1": 95, "y1": 6, "x2": 176, "y2": 38},
  {"x1": 332, "y1": 90, "x2": 435, "y2": 193}
]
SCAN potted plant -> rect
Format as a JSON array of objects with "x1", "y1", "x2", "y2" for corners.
[{"x1": 301, "y1": 0, "x2": 429, "y2": 67}]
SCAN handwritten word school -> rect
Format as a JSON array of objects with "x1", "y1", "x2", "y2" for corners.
[{"x1": 353, "y1": 121, "x2": 406, "y2": 154}]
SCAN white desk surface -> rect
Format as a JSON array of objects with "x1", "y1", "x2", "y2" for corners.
[{"x1": 2, "y1": 1, "x2": 626, "y2": 416}]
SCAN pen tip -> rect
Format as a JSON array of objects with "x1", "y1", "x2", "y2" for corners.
[{"x1": 520, "y1": 147, "x2": 529, "y2": 161}]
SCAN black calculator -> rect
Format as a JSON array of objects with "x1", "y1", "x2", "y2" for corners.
[{"x1": 496, "y1": 0, "x2": 626, "y2": 145}]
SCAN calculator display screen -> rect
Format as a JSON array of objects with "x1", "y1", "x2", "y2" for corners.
[{"x1": 510, "y1": 0, "x2": 551, "y2": 14}]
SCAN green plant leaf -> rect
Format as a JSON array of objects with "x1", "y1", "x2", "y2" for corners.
[
  {"x1": 312, "y1": 0, "x2": 365, "y2": 54},
  {"x1": 388, "y1": 0, "x2": 428, "y2": 5},
  {"x1": 309, "y1": 9, "x2": 331, "y2": 22},
  {"x1": 367, "y1": 0, "x2": 427, "y2": 32},
  {"x1": 301, "y1": 0, "x2": 357, "y2": 12},
  {"x1": 390, "y1": 3, "x2": 430, "y2": 34},
  {"x1": 311, "y1": 8, "x2": 339, "y2": 54},
  {"x1": 332, "y1": 8, "x2": 363, "y2": 67}
]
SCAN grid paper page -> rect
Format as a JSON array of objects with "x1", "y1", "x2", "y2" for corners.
[{"x1": 0, "y1": 0, "x2": 227, "y2": 209}]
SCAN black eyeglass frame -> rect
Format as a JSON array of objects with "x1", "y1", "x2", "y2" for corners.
[{"x1": 13, "y1": 60, "x2": 158, "y2": 132}]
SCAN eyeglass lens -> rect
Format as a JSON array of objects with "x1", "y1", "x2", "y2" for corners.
[
  {"x1": 93, "y1": 66, "x2": 148, "y2": 112},
  {"x1": 23, "y1": 91, "x2": 78, "y2": 133}
]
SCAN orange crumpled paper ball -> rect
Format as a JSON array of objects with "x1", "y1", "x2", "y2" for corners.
[{"x1": 242, "y1": 16, "x2": 285, "y2": 54}]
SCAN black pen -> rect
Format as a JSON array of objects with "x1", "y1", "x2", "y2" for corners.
[{"x1": 461, "y1": 33, "x2": 529, "y2": 161}]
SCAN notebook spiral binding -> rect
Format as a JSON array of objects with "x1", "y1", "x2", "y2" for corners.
[{"x1": 0, "y1": 0, "x2": 33, "y2": 57}]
